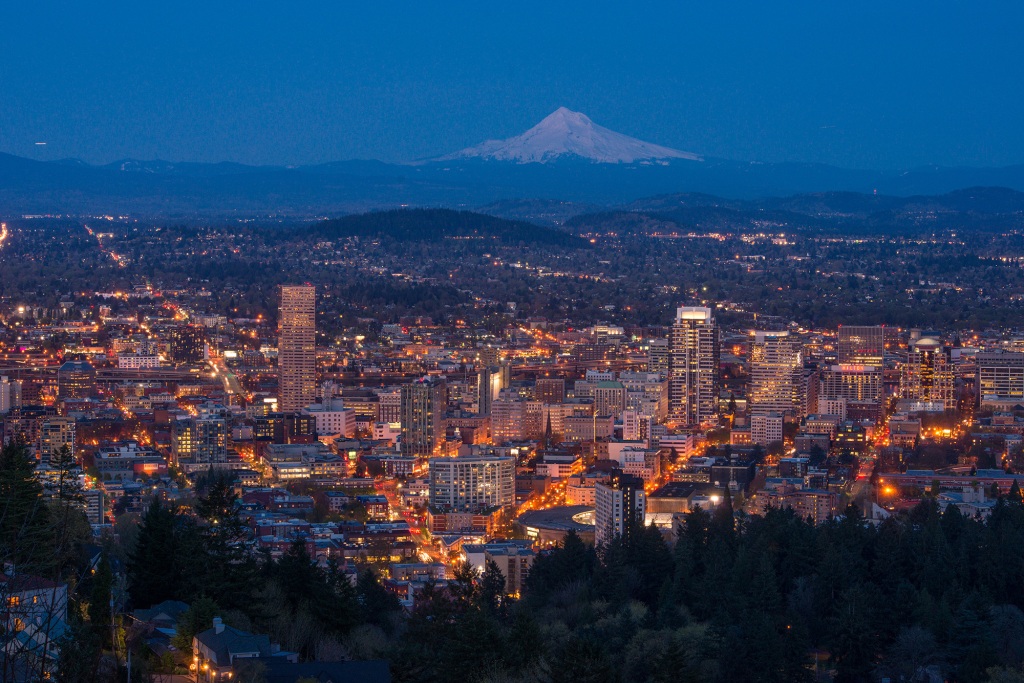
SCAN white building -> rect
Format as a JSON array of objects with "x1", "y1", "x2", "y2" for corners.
[
  {"x1": 0, "y1": 376, "x2": 21, "y2": 414},
  {"x1": 302, "y1": 398, "x2": 356, "y2": 438},
  {"x1": 750, "y1": 413, "x2": 784, "y2": 447},
  {"x1": 428, "y1": 454, "x2": 515, "y2": 512},
  {"x1": 117, "y1": 354, "x2": 161, "y2": 369},
  {"x1": 595, "y1": 471, "x2": 646, "y2": 546}
]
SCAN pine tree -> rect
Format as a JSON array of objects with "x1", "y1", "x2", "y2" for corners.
[
  {"x1": 127, "y1": 498, "x2": 179, "y2": 605},
  {"x1": 0, "y1": 440, "x2": 55, "y2": 573},
  {"x1": 476, "y1": 560, "x2": 506, "y2": 613},
  {"x1": 87, "y1": 555, "x2": 113, "y2": 638}
]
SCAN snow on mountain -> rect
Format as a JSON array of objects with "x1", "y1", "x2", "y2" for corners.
[{"x1": 441, "y1": 107, "x2": 702, "y2": 164}]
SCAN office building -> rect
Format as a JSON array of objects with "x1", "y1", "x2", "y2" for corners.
[
  {"x1": 535, "y1": 378, "x2": 566, "y2": 405},
  {"x1": 595, "y1": 470, "x2": 646, "y2": 545},
  {"x1": 647, "y1": 338, "x2": 670, "y2": 375},
  {"x1": 477, "y1": 364, "x2": 508, "y2": 416},
  {"x1": 0, "y1": 376, "x2": 21, "y2": 414},
  {"x1": 38, "y1": 417, "x2": 75, "y2": 465},
  {"x1": 400, "y1": 377, "x2": 446, "y2": 457},
  {"x1": 377, "y1": 389, "x2": 402, "y2": 424},
  {"x1": 57, "y1": 360, "x2": 95, "y2": 400},
  {"x1": 428, "y1": 453, "x2": 515, "y2": 512},
  {"x1": 278, "y1": 285, "x2": 316, "y2": 412},
  {"x1": 837, "y1": 325, "x2": 884, "y2": 365},
  {"x1": 901, "y1": 338, "x2": 956, "y2": 410},
  {"x1": 977, "y1": 351, "x2": 1024, "y2": 406},
  {"x1": 170, "y1": 325, "x2": 207, "y2": 364},
  {"x1": 490, "y1": 397, "x2": 526, "y2": 444},
  {"x1": 750, "y1": 412, "x2": 784, "y2": 447},
  {"x1": 302, "y1": 398, "x2": 356, "y2": 438},
  {"x1": 819, "y1": 364, "x2": 884, "y2": 422},
  {"x1": 171, "y1": 417, "x2": 228, "y2": 471},
  {"x1": 749, "y1": 331, "x2": 802, "y2": 416},
  {"x1": 574, "y1": 380, "x2": 627, "y2": 418}
]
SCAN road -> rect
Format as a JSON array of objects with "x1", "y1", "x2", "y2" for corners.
[
  {"x1": 208, "y1": 357, "x2": 245, "y2": 399},
  {"x1": 375, "y1": 479, "x2": 447, "y2": 567}
]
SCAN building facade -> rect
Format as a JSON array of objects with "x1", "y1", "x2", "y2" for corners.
[
  {"x1": 400, "y1": 377, "x2": 446, "y2": 457},
  {"x1": 594, "y1": 470, "x2": 646, "y2": 546},
  {"x1": 278, "y1": 285, "x2": 317, "y2": 413},
  {"x1": 669, "y1": 307, "x2": 719, "y2": 425},
  {"x1": 749, "y1": 331, "x2": 802, "y2": 416},
  {"x1": 428, "y1": 454, "x2": 515, "y2": 512},
  {"x1": 837, "y1": 325, "x2": 884, "y2": 365}
]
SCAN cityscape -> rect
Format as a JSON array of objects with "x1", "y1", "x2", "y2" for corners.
[{"x1": 4, "y1": 3, "x2": 1024, "y2": 683}]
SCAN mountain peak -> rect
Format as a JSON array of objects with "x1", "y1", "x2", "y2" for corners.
[{"x1": 440, "y1": 108, "x2": 702, "y2": 164}]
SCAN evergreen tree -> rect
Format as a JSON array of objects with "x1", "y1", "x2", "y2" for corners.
[
  {"x1": 87, "y1": 555, "x2": 113, "y2": 638},
  {"x1": 127, "y1": 498, "x2": 179, "y2": 606},
  {"x1": 0, "y1": 440, "x2": 54, "y2": 573}
]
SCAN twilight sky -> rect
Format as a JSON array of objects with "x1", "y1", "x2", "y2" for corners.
[{"x1": 1, "y1": 2, "x2": 1021, "y2": 169}]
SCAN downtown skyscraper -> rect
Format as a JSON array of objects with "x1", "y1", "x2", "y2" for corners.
[
  {"x1": 668, "y1": 306, "x2": 719, "y2": 426},
  {"x1": 837, "y1": 325, "x2": 885, "y2": 365},
  {"x1": 749, "y1": 330, "x2": 803, "y2": 416},
  {"x1": 401, "y1": 376, "x2": 447, "y2": 458},
  {"x1": 278, "y1": 285, "x2": 317, "y2": 412}
]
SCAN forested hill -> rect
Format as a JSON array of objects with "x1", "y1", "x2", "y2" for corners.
[{"x1": 309, "y1": 208, "x2": 585, "y2": 247}]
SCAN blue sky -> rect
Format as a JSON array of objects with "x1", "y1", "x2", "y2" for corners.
[{"x1": 1, "y1": 2, "x2": 1021, "y2": 169}]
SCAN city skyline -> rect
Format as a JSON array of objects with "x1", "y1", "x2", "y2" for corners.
[{"x1": 4, "y1": 4, "x2": 1024, "y2": 682}]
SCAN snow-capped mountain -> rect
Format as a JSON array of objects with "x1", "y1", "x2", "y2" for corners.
[{"x1": 441, "y1": 107, "x2": 703, "y2": 164}]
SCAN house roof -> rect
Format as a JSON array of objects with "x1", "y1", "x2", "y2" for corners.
[
  {"x1": 194, "y1": 624, "x2": 272, "y2": 664},
  {"x1": 0, "y1": 573, "x2": 63, "y2": 592},
  {"x1": 133, "y1": 599, "x2": 189, "y2": 626}
]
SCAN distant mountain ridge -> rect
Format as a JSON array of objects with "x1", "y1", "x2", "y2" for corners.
[
  {"x1": 6, "y1": 134, "x2": 1024, "y2": 217},
  {"x1": 562, "y1": 186, "x2": 1024, "y2": 236}
]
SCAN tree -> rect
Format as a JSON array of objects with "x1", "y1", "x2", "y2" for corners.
[
  {"x1": 54, "y1": 610, "x2": 102, "y2": 683},
  {"x1": 87, "y1": 555, "x2": 113, "y2": 638},
  {"x1": 477, "y1": 560, "x2": 506, "y2": 613},
  {"x1": 0, "y1": 440, "x2": 54, "y2": 573},
  {"x1": 127, "y1": 498, "x2": 179, "y2": 606},
  {"x1": 171, "y1": 596, "x2": 220, "y2": 651}
]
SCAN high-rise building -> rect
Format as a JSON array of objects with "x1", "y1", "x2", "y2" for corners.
[
  {"x1": 750, "y1": 413, "x2": 784, "y2": 447},
  {"x1": 400, "y1": 377, "x2": 446, "y2": 457},
  {"x1": 477, "y1": 347, "x2": 501, "y2": 369},
  {"x1": 535, "y1": 378, "x2": 566, "y2": 405},
  {"x1": 647, "y1": 338, "x2": 670, "y2": 375},
  {"x1": 0, "y1": 376, "x2": 21, "y2": 414},
  {"x1": 819, "y1": 364, "x2": 884, "y2": 423},
  {"x1": 57, "y1": 360, "x2": 95, "y2": 400},
  {"x1": 976, "y1": 351, "x2": 1024, "y2": 405},
  {"x1": 377, "y1": 389, "x2": 402, "y2": 424},
  {"x1": 491, "y1": 398, "x2": 525, "y2": 444},
  {"x1": 595, "y1": 470, "x2": 646, "y2": 545},
  {"x1": 477, "y1": 365, "x2": 508, "y2": 416},
  {"x1": 278, "y1": 285, "x2": 316, "y2": 412},
  {"x1": 901, "y1": 338, "x2": 956, "y2": 410},
  {"x1": 38, "y1": 417, "x2": 75, "y2": 465},
  {"x1": 429, "y1": 453, "x2": 515, "y2": 512},
  {"x1": 170, "y1": 325, "x2": 207, "y2": 364},
  {"x1": 171, "y1": 417, "x2": 228, "y2": 471},
  {"x1": 669, "y1": 307, "x2": 719, "y2": 426},
  {"x1": 574, "y1": 380, "x2": 627, "y2": 418},
  {"x1": 749, "y1": 331, "x2": 803, "y2": 416},
  {"x1": 837, "y1": 325, "x2": 885, "y2": 365},
  {"x1": 619, "y1": 371, "x2": 670, "y2": 422}
]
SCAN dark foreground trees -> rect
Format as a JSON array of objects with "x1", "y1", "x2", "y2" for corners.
[{"x1": 111, "y1": 478, "x2": 1024, "y2": 683}]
